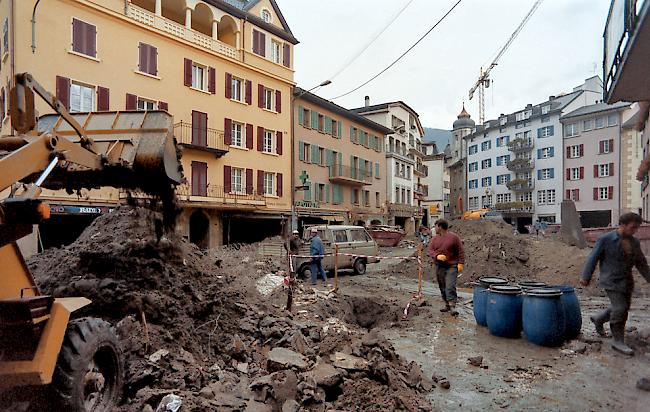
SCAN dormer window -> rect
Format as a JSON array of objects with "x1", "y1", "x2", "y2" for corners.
[{"x1": 261, "y1": 9, "x2": 271, "y2": 23}]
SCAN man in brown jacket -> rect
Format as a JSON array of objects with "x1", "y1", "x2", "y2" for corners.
[{"x1": 427, "y1": 219, "x2": 465, "y2": 316}]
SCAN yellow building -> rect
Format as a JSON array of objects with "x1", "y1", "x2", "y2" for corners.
[
  {"x1": 294, "y1": 89, "x2": 391, "y2": 228},
  {"x1": 0, "y1": 0, "x2": 298, "y2": 248}
]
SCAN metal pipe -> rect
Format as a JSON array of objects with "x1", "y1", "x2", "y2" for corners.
[
  {"x1": 34, "y1": 156, "x2": 59, "y2": 187},
  {"x1": 31, "y1": 0, "x2": 42, "y2": 54}
]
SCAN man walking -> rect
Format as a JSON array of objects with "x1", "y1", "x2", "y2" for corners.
[
  {"x1": 581, "y1": 212, "x2": 650, "y2": 355},
  {"x1": 427, "y1": 219, "x2": 465, "y2": 316},
  {"x1": 309, "y1": 227, "x2": 327, "y2": 286},
  {"x1": 285, "y1": 230, "x2": 302, "y2": 274}
]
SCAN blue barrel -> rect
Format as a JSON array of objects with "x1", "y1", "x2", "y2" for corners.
[
  {"x1": 473, "y1": 277, "x2": 508, "y2": 326},
  {"x1": 486, "y1": 285, "x2": 523, "y2": 338},
  {"x1": 518, "y1": 281, "x2": 547, "y2": 291},
  {"x1": 523, "y1": 288, "x2": 566, "y2": 347},
  {"x1": 547, "y1": 285, "x2": 582, "y2": 340}
]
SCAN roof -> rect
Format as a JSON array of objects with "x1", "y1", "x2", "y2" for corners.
[
  {"x1": 205, "y1": 0, "x2": 298, "y2": 44},
  {"x1": 453, "y1": 104, "x2": 475, "y2": 130},
  {"x1": 560, "y1": 101, "x2": 630, "y2": 120},
  {"x1": 295, "y1": 88, "x2": 394, "y2": 135},
  {"x1": 351, "y1": 101, "x2": 425, "y2": 135}
]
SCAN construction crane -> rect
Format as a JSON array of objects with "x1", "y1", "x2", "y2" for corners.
[{"x1": 469, "y1": 0, "x2": 544, "y2": 124}]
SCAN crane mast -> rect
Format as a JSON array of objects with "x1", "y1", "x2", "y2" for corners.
[{"x1": 468, "y1": 0, "x2": 544, "y2": 124}]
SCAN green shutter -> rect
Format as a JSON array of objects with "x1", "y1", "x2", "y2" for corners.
[
  {"x1": 338, "y1": 122, "x2": 342, "y2": 139},
  {"x1": 325, "y1": 184, "x2": 330, "y2": 203},
  {"x1": 311, "y1": 145, "x2": 319, "y2": 164},
  {"x1": 325, "y1": 117, "x2": 332, "y2": 134},
  {"x1": 304, "y1": 183, "x2": 311, "y2": 200},
  {"x1": 368, "y1": 160, "x2": 373, "y2": 177},
  {"x1": 314, "y1": 182, "x2": 318, "y2": 201},
  {"x1": 299, "y1": 141, "x2": 304, "y2": 161},
  {"x1": 326, "y1": 149, "x2": 333, "y2": 166},
  {"x1": 350, "y1": 126, "x2": 354, "y2": 142},
  {"x1": 375, "y1": 162, "x2": 380, "y2": 178},
  {"x1": 311, "y1": 111, "x2": 319, "y2": 129},
  {"x1": 350, "y1": 155, "x2": 355, "y2": 178},
  {"x1": 298, "y1": 105, "x2": 304, "y2": 125},
  {"x1": 338, "y1": 153, "x2": 343, "y2": 175}
]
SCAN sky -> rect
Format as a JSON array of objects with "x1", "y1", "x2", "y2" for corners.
[{"x1": 277, "y1": 0, "x2": 612, "y2": 129}]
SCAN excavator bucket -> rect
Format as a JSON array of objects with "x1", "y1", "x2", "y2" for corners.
[{"x1": 34, "y1": 110, "x2": 184, "y2": 196}]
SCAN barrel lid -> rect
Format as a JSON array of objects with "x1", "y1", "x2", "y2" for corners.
[
  {"x1": 526, "y1": 288, "x2": 561, "y2": 297},
  {"x1": 479, "y1": 277, "x2": 508, "y2": 286},
  {"x1": 489, "y1": 285, "x2": 522, "y2": 295},
  {"x1": 518, "y1": 281, "x2": 547, "y2": 288},
  {"x1": 545, "y1": 284, "x2": 575, "y2": 293}
]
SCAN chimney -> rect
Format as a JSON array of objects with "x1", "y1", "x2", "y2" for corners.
[
  {"x1": 549, "y1": 95, "x2": 556, "y2": 101},
  {"x1": 365, "y1": 96, "x2": 370, "y2": 107}
]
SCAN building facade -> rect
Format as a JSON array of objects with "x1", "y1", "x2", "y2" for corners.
[
  {"x1": 293, "y1": 90, "x2": 390, "y2": 229},
  {"x1": 560, "y1": 102, "x2": 630, "y2": 227},
  {"x1": 464, "y1": 77, "x2": 602, "y2": 229},
  {"x1": 448, "y1": 106, "x2": 474, "y2": 218},
  {"x1": 0, "y1": 0, "x2": 298, "y2": 248},
  {"x1": 352, "y1": 99, "x2": 426, "y2": 234}
]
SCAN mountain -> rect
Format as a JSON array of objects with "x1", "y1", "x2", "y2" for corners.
[{"x1": 422, "y1": 128, "x2": 452, "y2": 152}]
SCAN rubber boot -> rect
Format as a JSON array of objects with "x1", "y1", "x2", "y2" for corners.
[
  {"x1": 610, "y1": 323, "x2": 634, "y2": 356},
  {"x1": 590, "y1": 313, "x2": 609, "y2": 338},
  {"x1": 440, "y1": 303, "x2": 450, "y2": 313},
  {"x1": 449, "y1": 302, "x2": 459, "y2": 317}
]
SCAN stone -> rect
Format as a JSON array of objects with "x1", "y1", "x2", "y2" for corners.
[
  {"x1": 290, "y1": 331, "x2": 309, "y2": 355},
  {"x1": 178, "y1": 348, "x2": 195, "y2": 364},
  {"x1": 468, "y1": 356, "x2": 483, "y2": 367},
  {"x1": 310, "y1": 362, "x2": 342, "y2": 387},
  {"x1": 637, "y1": 378, "x2": 650, "y2": 391},
  {"x1": 199, "y1": 386, "x2": 215, "y2": 400},
  {"x1": 142, "y1": 406, "x2": 154, "y2": 412},
  {"x1": 149, "y1": 349, "x2": 169, "y2": 363},
  {"x1": 236, "y1": 362, "x2": 249, "y2": 374},
  {"x1": 155, "y1": 394, "x2": 182, "y2": 412},
  {"x1": 244, "y1": 400, "x2": 273, "y2": 412},
  {"x1": 267, "y1": 348, "x2": 308, "y2": 371},
  {"x1": 331, "y1": 352, "x2": 369, "y2": 371},
  {"x1": 228, "y1": 334, "x2": 247, "y2": 358},
  {"x1": 439, "y1": 379, "x2": 451, "y2": 390},
  {"x1": 272, "y1": 370, "x2": 299, "y2": 405},
  {"x1": 569, "y1": 341, "x2": 588, "y2": 354},
  {"x1": 282, "y1": 399, "x2": 300, "y2": 412},
  {"x1": 405, "y1": 362, "x2": 424, "y2": 388}
]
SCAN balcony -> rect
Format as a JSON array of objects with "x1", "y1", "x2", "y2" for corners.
[
  {"x1": 507, "y1": 138, "x2": 534, "y2": 153},
  {"x1": 125, "y1": 2, "x2": 240, "y2": 61},
  {"x1": 414, "y1": 163, "x2": 428, "y2": 176},
  {"x1": 506, "y1": 178, "x2": 535, "y2": 191},
  {"x1": 414, "y1": 183, "x2": 428, "y2": 197},
  {"x1": 495, "y1": 201, "x2": 534, "y2": 215},
  {"x1": 176, "y1": 184, "x2": 266, "y2": 206},
  {"x1": 388, "y1": 203, "x2": 424, "y2": 218},
  {"x1": 328, "y1": 165, "x2": 372, "y2": 185},
  {"x1": 174, "y1": 122, "x2": 228, "y2": 157},
  {"x1": 506, "y1": 158, "x2": 535, "y2": 172},
  {"x1": 604, "y1": 0, "x2": 650, "y2": 102}
]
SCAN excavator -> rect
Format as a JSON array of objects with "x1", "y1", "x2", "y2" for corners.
[{"x1": 0, "y1": 73, "x2": 184, "y2": 411}]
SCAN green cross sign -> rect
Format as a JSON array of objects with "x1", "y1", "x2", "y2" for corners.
[{"x1": 299, "y1": 170, "x2": 310, "y2": 185}]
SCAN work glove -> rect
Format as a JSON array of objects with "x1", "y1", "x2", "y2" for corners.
[
  {"x1": 436, "y1": 254, "x2": 447, "y2": 262},
  {"x1": 457, "y1": 264, "x2": 464, "y2": 273}
]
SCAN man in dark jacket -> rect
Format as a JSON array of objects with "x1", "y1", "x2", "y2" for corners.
[
  {"x1": 581, "y1": 212, "x2": 650, "y2": 355},
  {"x1": 309, "y1": 228, "x2": 327, "y2": 286},
  {"x1": 427, "y1": 219, "x2": 465, "y2": 316},
  {"x1": 284, "y1": 230, "x2": 302, "y2": 274}
]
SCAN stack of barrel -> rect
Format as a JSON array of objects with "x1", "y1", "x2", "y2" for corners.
[{"x1": 472, "y1": 277, "x2": 582, "y2": 346}]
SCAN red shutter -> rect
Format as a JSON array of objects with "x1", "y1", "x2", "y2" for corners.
[
  {"x1": 72, "y1": 19, "x2": 83, "y2": 54},
  {"x1": 252, "y1": 30, "x2": 259, "y2": 54},
  {"x1": 257, "y1": 126, "x2": 264, "y2": 151},
  {"x1": 225, "y1": 73, "x2": 232, "y2": 99},
  {"x1": 149, "y1": 45, "x2": 157, "y2": 75},
  {"x1": 609, "y1": 139, "x2": 614, "y2": 152},
  {"x1": 246, "y1": 123, "x2": 253, "y2": 149},
  {"x1": 0, "y1": 89, "x2": 4, "y2": 121},
  {"x1": 246, "y1": 168, "x2": 253, "y2": 194},
  {"x1": 259, "y1": 32, "x2": 266, "y2": 56},
  {"x1": 192, "y1": 110, "x2": 199, "y2": 145},
  {"x1": 566, "y1": 168, "x2": 570, "y2": 180},
  {"x1": 277, "y1": 173, "x2": 283, "y2": 197},
  {"x1": 56, "y1": 76, "x2": 71, "y2": 110},
  {"x1": 579, "y1": 144, "x2": 584, "y2": 157},
  {"x1": 191, "y1": 162, "x2": 207, "y2": 196},
  {"x1": 275, "y1": 90, "x2": 282, "y2": 113},
  {"x1": 608, "y1": 186, "x2": 614, "y2": 199},
  {"x1": 191, "y1": 111, "x2": 207, "y2": 146},
  {"x1": 257, "y1": 170, "x2": 264, "y2": 196},
  {"x1": 593, "y1": 188, "x2": 598, "y2": 200},
  {"x1": 97, "y1": 86, "x2": 109, "y2": 111},
  {"x1": 566, "y1": 146, "x2": 571, "y2": 159},
  {"x1": 224, "y1": 118, "x2": 232, "y2": 145},
  {"x1": 87, "y1": 22, "x2": 97, "y2": 57},
  {"x1": 276, "y1": 131, "x2": 282, "y2": 155},
  {"x1": 282, "y1": 44, "x2": 290, "y2": 67},
  {"x1": 138, "y1": 43, "x2": 146, "y2": 72},
  {"x1": 580, "y1": 167, "x2": 584, "y2": 179},
  {"x1": 158, "y1": 101, "x2": 168, "y2": 111},
  {"x1": 593, "y1": 165, "x2": 598, "y2": 178},
  {"x1": 609, "y1": 163, "x2": 615, "y2": 177},
  {"x1": 208, "y1": 67, "x2": 216, "y2": 94},
  {"x1": 125, "y1": 93, "x2": 137, "y2": 110},
  {"x1": 224, "y1": 165, "x2": 231, "y2": 193},
  {"x1": 184, "y1": 58, "x2": 193, "y2": 87},
  {"x1": 566, "y1": 189, "x2": 570, "y2": 200},
  {"x1": 245, "y1": 80, "x2": 252, "y2": 105},
  {"x1": 599, "y1": 141, "x2": 604, "y2": 154},
  {"x1": 258, "y1": 84, "x2": 264, "y2": 108},
  {"x1": 575, "y1": 189, "x2": 580, "y2": 202}
]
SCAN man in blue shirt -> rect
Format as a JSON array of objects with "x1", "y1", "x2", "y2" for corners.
[
  {"x1": 581, "y1": 212, "x2": 650, "y2": 355},
  {"x1": 309, "y1": 227, "x2": 327, "y2": 286}
]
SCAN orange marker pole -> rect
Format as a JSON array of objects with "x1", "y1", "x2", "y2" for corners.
[
  {"x1": 417, "y1": 245, "x2": 423, "y2": 298},
  {"x1": 334, "y1": 244, "x2": 339, "y2": 293}
]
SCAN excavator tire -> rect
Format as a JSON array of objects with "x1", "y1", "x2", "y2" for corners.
[{"x1": 50, "y1": 317, "x2": 124, "y2": 412}]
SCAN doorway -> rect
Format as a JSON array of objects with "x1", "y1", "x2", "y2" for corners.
[{"x1": 189, "y1": 210, "x2": 210, "y2": 249}]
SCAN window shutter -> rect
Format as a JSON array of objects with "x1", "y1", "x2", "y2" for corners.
[
  {"x1": 549, "y1": 147, "x2": 554, "y2": 157},
  {"x1": 537, "y1": 149, "x2": 542, "y2": 159},
  {"x1": 200, "y1": 112, "x2": 208, "y2": 146},
  {"x1": 338, "y1": 153, "x2": 343, "y2": 175},
  {"x1": 298, "y1": 141, "x2": 304, "y2": 161},
  {"x1": 224, "y1": 118, "x2": 232, "y2": 145},
  {"x1": 609, "y1": 139, "x2": 614, "y2": 152},
  {"x1": 276, "y1": 131, "x2": 282, "y2": 155},
  {"x1": 277, "y1": 173, "x2": 283, "y2": 197},
  {"x1": 158, "y1": 101, "x2": 168, "y2": 111},
  {"x1": 609, "y1": 163, "x2": 614, "y2": 176},
  {"x1": 149, "y1": 44, "x2": 157, "y2": 75},
  {"x1": 566, "y1": 146, "x2": 571, "y2": 159},
  {"x1": 593, "y1": 188, "x2": 598, "y2": 200},
  {"x1": 252, "y1": 30, "x2": 258, "y2": 54},
  {"x1": 375, "y1": 162, "x2": 380, "y2": 178},
  {"x1": 246, "y1": 124, "x2": 253, "y2": 149},
  {"x1": 537, "y1": 128, "x2": 542, "y2": 138},
  {"x1": 338, "y1": 122, "x2": 342, "y2": 140},
  {"x1": 326, "y1": 149, "x2": 333, "y2": 167},
  {"x1": 184, "y1": 58, "x2": 192, "y2": 87},
  {"x1": 191, "y1": 162, "x2": 207, "y2": 197},
  {"x1": 549, "y1": 168, "x2": 554, "y2": 179},
  {"x1": 257, "y1": 126, "x2": 263, "y2": 151},
  {"x1": 225, "y1": 73, "x2": 232, "y2": 99},
  {"x1": 259, "y1": 32, "x2": 266, "y2": 56},
  {"x1": 325, "y1": 184, "x2": 330, "y2": 203},
  {"x1": 576, "y1": 189, "x2": 580, "y2": 201},
  {"x1": 537, "y1": 170, "x2": 542, "y2": 180},
  {"x1": 594, "y1": 165, "x2": 598, "y2": 178},
  {"x1": 224, "y1": 165, "x2": 231, "y2": 193},
  {"x1": 566, "y1": 189, "x2": 570, "y2": 200},
  {"x1": 258, "y1": 83, "x2": 264, "y2": 108},
  {"x1": 88, "y1": 22, "x2": 97, "y2": 57},
  {"x1": 580, "y1": 167, "x2": 584, "y2": 179},
  {"x1": 274, "y1": 90, "x2": 282, "y2": 113},
  {"x1": 608, "y1": 186, "x2": 614, "y2": 199},
  {"x1": 56, "y1": 76, "x2": 71, "y2": 110},
  {"x1": 312, "y1": 145, "x2": 319, "y2": 164},
  {"x1": 311, "y1": 111, "x2": 318, "y2": 130},
  {"x1": 138, "y1": 42, "x2": 146, "y2": 72},
  {"x1": 191, "y1": 110, "x2": 199, "y2": 145},
  {"x1": 208, "y1": 67, "x2": 216, "y2": 94},
  {"x1": 304, "y1": 182, "x2": 311, "y2": 201},
  {"x1": 125, "y1": 93, "x2": 137, "y2": 110},
  {"x1": 566, "y1": 168, "x2": 570, "y2": 180},
  {"x1": 599, "y1": 141, "x2": 604, "y2": 154},
  {"x1": 245, "y1": 80, "x2": 252, "y2": 104},
  {"x1": 72, "y1": 18, "x2": 83, "y2": 54},
  {"x1": 282, "y1": 43, "x2": 290, "y2": 67},
  {"x1": 246, "y1": 168, "x2": 253, "y2": 194},
  {"x1": 298, "y1": 105, "x2": 304, "y2": 125},
  {"x1": 97, "y1": 86, "x2": 109, "y2": 111},
  {"x1": 257, "y1": 170, "x2": 264, "y2": 195}
]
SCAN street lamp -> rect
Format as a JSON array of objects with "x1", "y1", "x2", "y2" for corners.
[{"x1": 290, "y1": 80, "x2": 333, "y2": 232}]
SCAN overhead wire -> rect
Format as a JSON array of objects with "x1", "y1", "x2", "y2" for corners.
[
  {"x1": 327, "y1": 0, "x2": 415, "y2": 82},
  {"x1": 330, "y1": 0, "x2": 463, "y2": 100}
]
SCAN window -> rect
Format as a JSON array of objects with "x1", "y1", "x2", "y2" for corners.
[
  {"x1": 583, "y1": 119, "x2": 592, "y2": 131},
  {"x1": 481, "y1": 159, "x2": 492, "y2": 169},
  {"x1": 469, "y1": 162, "x2": 478, "y2": 172},
  {"x1": 496, "y1": 155, "x2": 510, "y2": 166},
  {"x1": 263, "y1": 87, "x2": 274, "y2": 111},
  {"x1": 482, "y1": 195, "x2": 492, "y2": 208},
  {"x1": 469, "y1": 197, "x2": 479, "y2": 209},
  {"x1": 598, "y1": 164, "x2": 611, "y2": 177},
  {"x1": 71, "y1": 18, "x2": 96, "y2": 58},
  {"x1": 231, "y1": 122, "x2": 244, "y2": 147},
  {"x1": 302, "y1": 108, "x2": 310, "y2": 127},
  {"x1": 271, "y1": 40, "x2": 281, "y2": 64},
  {"x1": 376, "y1": 192, "x2": 380, "y2": 208},
  {"x1": 2, "y1": 18, "x2": 8, "y2": 57},
  {"x1": 231, "y1": 77, "x2": 244, "y2": 102},
  {"x1": 136, "y1": 98, "x2": 156, "y2": 111},
  {"x1": 481, "y1": 177, "x2": 492, "y2": 187},
  {"x1": 607, "y1": 114, "x2": 618, "y2": 126},
  {"x1": 316, "y1": 184, "x2": 325, "y2": 202},
  {"x1": 569, "y1": 144, "x2": 583, "y2": 158},
  {"x1": 192, "y1": 63, "x2": 206, "y2": 90},
  {"x1": 595, "y1": 117, "x2": 605, "y2": 129},
  {"x1": 261, "y1": 9, "x2": 272, "y2": 23},
  {"x1": 597, "y1": 187, "x2": 610, "y2": 200},
  {"x1": 541, "y1": 105, "x2": 550, "y2": 114},
  {"x1": 138, "y1": 43, "x2": 157, "y2": 76},
  {"x1": 539, "y1": 168, "x2": 554, "y2": 180},
  {"x1": 538, "y1": 126, "x2": 554, "y2": 137},
  {"x1": 364, "y1": 190, "x2": 370, "y2": 206},
  {"x1": 481, "y1": 140, "x2": 491, "y2": 151},
  {"x1": 496, "y1": 136, "x2": 509, "y2": 147},
  {"x1": 332, "y1": 119, "x2": 339, "y2": 137},
  {"x1": 538, "y1": 189, "x2": 556, "y2": 205},
  {"x1": 496, "y1": 174, "x2": 511, "y2": 184},
  {"x1": 263, "y1": 129, "x2": 274, "y2": 153},
  {"x1": 516, "y1": 112, "x2": 525, "y2": 121},
  {"x1": 538, "y1": 147, "x2": 554, "y2": 159},
  {"x1": 334, "y1": 230, "x2": 348, "y2": 243},
  {"x1": 565, "y1": 123, "x2": 579, "y2": 137},
  {"x1": 406, "y1": 166, "x2": 411, "y2": 179},
  {"x1": 263, "y1": 172, "x2": 275, "y2": 196},
  {"x1": 469, "y1": 179, "x2": 479, "y2": 189},
  {"x1": 318, "y1": 114, "x2": 325, "y2": 132},
  {"x1": 303, "y1": 143, "x2": 311, "y2": 163},
  {"x1": 541, "y1": 115, "x2": 550, "y2": 123},
  {"x1": 568, "y1": 189, "x2": 580, "y2": 201},
  {"x1": 352, "y1": 189, "x2": 360, "y2": 205},
  {"x1": 600, "y1": 139, "x2": 613, "y2": 154},
  {"x1": 570, "y1": 167, "x2": 582, "y2": 180},
  {"x1": 518, "y1": 192, "x2": 532, "y2": 202},
  {"x1": 523, "y1": 130, "x2": 532, "y2": 139},
  {"x1": 351, "y1": 228, "x2": 371, "y2": 242},
  {"x1": 516, "y1": 122, "x2": 525, "y2": 129},
  {"x1": 70, "y1": 82, "x2": 95, "y2": 112},
  {"x1": 500, "y1": 117, "x2": 507, "y2": 125},
  {"x1": 496, "y1": 193, "x2": 511, "y2": 204},
  {"x1": 469, "y1": 145, "x2": 478, "y2": 155},
  {"x1": 232, "y1": 168, "x2": 244, "y2": 193}
]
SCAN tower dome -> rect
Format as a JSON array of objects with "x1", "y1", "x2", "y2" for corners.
[{"x1": 453, "y1": 104, "x2": 475, "y2": 130}]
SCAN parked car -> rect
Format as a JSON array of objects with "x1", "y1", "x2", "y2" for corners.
[{"x1": 296, "y1": 225, "x2": 379, "y2": 278}]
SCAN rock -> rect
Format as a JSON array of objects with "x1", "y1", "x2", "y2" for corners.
[
  {"x1": 267, "y1": 348, "x2": 308, "y2": 371},
  {"x1": 439, "y1": 379, "x2": 451, "y2": 390},
  {"x1": 228, "y1": 334, "x2": 247, "y2": 358},
  {"x1": 569, "y1": 341, "x2": 588, "y2": 354},
  {"x1": 282, "y1": 399, "x2": 300, "y2": 412},
  {"x1": 149, "y1": 349, "x2": 169, "y2": 363},
  {"x1": 405, "y1": 362, "x2": 424, "y2": 388},
  {"x1": 178, "y1": 348, "x2": 195, "y2": 364},
  {"x1": 290, "y1": 331, "x2": 309, "y2": 355},
  {"x1": 155, "y1": 394, "x2": 182, "y2": 412},
  {"x1": 214, "y1": 392, "x2": 246, "y2": 409},
  {"x1": 468, "y1": 356, "x2": 483, "y2": 367},
  {"x1": 637, "y1": 378, "x2": 650, "y2": 391},
  {"x1": 244, "y1": 400, "x2": 273, "y2": 412},
  {"x1": 142, "y1": 406, "x2": 154, "y2": 412},
  {"x1": 256, "y1": 273, "x2": 286, "y2": 296},
  {"x1": 331, "y1": 352, "x2": 369, "y2": 371},
  {"x1": 272, "y1": 370, "x2": 298, "y2": 405},
  {"x1": 361, "y1": 330, "x2": 382, "y2": 347},
  {"x1": 309, "y1": 362, "x2": 342, "y2": 387},
  {"x1": 237, "y1": 362, "x2": 249, "y2": 374},
  {"x1": 199, "y1": 386, "x2": 215, "y2": 400}
]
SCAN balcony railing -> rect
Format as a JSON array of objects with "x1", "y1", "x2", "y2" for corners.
[
  {"x1": 506, "y1": 158, "x2": 535, "y2": 172},
  {"x1": 414, "y1": 184, "x2": 428, "y2": 197},
  {"x1": 328, "y1": 165, "x2": 372, "y2": 185},
  {"x1": 507, "y1": 138, "x2": 534, "y2": 153},
  {"x1": 174, "y1": 122, "x2": 228, "y2": 156},
  {"x1": 125, "y1": 3, "x2": 239, "y2": 60},
  {"x1": 176, "y1": 183, "x2": 266, "y2": 204},
  {"x1": 495, "y1": 201, "x2": 534, "y2": 214},
  {"x1": 506, "y1": 178, "x2": 535, "y2": 191},
  {"x1": 414, "y1": 163, "x2": 428, "y2": 176}
]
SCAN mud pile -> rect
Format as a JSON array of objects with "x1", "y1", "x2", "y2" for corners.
[{"x1": 28, "y1": 207, "x2": 434, "y2": 411}]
